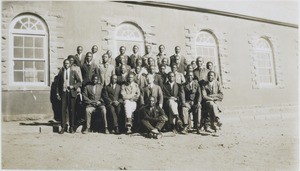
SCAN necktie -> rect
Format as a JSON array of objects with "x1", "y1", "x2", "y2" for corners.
[{"x1": 66, "y1": 69, "x2": 68, "y2": 80}]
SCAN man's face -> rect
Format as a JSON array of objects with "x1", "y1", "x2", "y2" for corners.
[
  {"x1": 148, "y1": 58, "x2": 154, "y2": 66},
  {"x1": 92, "y1": 76, "x2": 99, "y2": 85},
  {"x1": 102, "y1": 54, "x2": 108, "y2": 63},
  {"x1": 187, "y1": 72, "x2": 194, "y2": 82},
  {"x1": 159, "y1": 45, "x2": 164, "y2": 53},
  {"x1": 187, "y1": 65, "x2": 193, "y2": 72},
  {"x1": 77, "y1": 47, "x2": 83, "y2": 54},
  {"x1": 111, "y1": 75, "x2": 117, "y2": 84},
  {"x1": 197, "y1": 58, "x2": 203, "y2": 67},
  {"x1": 146, "y1": 75, "x2": 154, "y2": 84},
  {"x1": 135, "y1": 66, "x2": 141, "y2": 74},
  {"x1": 149, "y1": 66, "x2": 155, "y2": 74},
  {"x1": 69, "y1": 58, "x2": 74, "y2": 65},
  {"x1": 208, "y1": 72, "x2": 215, "y2": 82},
  {"x1": 159, "y1": 66, "x2": 166, "y2": 74},
  {"x1": 175, "y1": 56, "x2": 180, "y2": 64},
  {"x1": 162, "y1": 58, "x2": 168, "y2": 65},
  {"x1": 175, "y1": 46, "x2": 180, "y2": 54},
  {"x1": 64, "y1": 60, "x2": 70, "y2": 69},
  {"x1": 136, "y1": 59, "x2": 142, "y2": 66},
  {"x1": 120, "y1": 47, "x2": 126, "y2": 55},
  {"x1": 128, "y1": 74, "x2": 134, "y2": 83},
  {"x1": 121, "y1": 65, "x2": 127, "y2": 74},
  {"x1": 207, "y1": 63, "x2": 213, "y2": 70},
  {"x1": 107, "y1": 50, "x2": 112, "y2": 57},
  {"x1": 146, "y1": 46, "x2": 151, "y2": 53},
  {"x1": 86, "y1": 53, "x2": 93, "y2": 62},
  {"x1": 149, "y1": 97, "x2": 155, "y2": 107},
  {"x1": 133, "y1": 46, "x2": 139, "y2": 53},
  {"x1": 92, "y1": 46, "x2": 98, "y2": 53},
  {"x1": 171, "y1": 65, "x2": 177, "y2": 72},
  {"x1": 168, "y1": 73, "x2": 175, "y2": 82}
]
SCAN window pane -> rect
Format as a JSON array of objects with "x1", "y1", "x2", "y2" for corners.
[
  {"x1": 24, "y1": 48, "x2": 33, "y2": 58},
  {"x1": 14, "y1": 48, "x2": 23, "y2": 58},
  {"x1": 37, "y1": 71, "x2": 45, "y2": 82},
  {"x1": 35, "y1": 61, "x2": 45, "y2": 70},
  {"x1": 14, "y1": 71, "x2": 23, "y2": 82},
  {"x1": 14, "y1": 21, "x2": 22, "y2": 29},
  {"x1": 14, "y1": 36, "x2": 23, "y2": 47},
  {"x1": 24, "y1": 70, "x2": 36, "y2": 82},
  {"x1": 37, "y1": 24, "x2": 43, "y2": 30},
  {"x1": 24, "y1": 37, "x2": 34, "y2": 47},
  {"x1": 24, "y1": 61, "x2": 34, "y2": 69},
  {"x1": 14, "y1": 61, "x2": 23, "y2": 70},
  {"x1": 35, "y1": 37, "x2": 43, "y2": 47},
  {"x1": 35, "y1": 49, "x2": 44, "y2": 59}
]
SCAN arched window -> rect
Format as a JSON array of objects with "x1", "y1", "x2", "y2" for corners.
[
  {"x1": 195, "y1": 31, "x2": 221, "y2": 77},
  {"x1": 254, "y1": 38, "x2": 277, "y2": 85},
  {"x1": 9, "y1": 14, "x2": 48, "y2": 86},
  {"x1": 114, "y1": 23, "x2": 145, "y2": 57}
]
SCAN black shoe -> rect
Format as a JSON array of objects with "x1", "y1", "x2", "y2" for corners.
[
  {"x1": 59, "y1": 128, "x2": 65, "y2": 134},
  {"x1": 69, "y1": 127, "x2": 74, "y2": 133},
  {"x1": 104, "y1": 128, "x2": 109, "y2": 134}
]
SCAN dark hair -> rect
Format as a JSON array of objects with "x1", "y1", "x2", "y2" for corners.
[
  {"x1": 207, "y1": 71, "x2": 216, "y2": 77},
  {"x1": 86, "y1": 52, "x2": 93, "y2": 57},
  {"x1": 63, "y1": 59, "x2": 70, "y2": 64},
  {"x1": 206, "y1": 61, "x2": 213, "y2": 68},
  {"x1": 67, "y1": 55, "x2": 75, "y2": 60},
  {"x1": 159, "y1": 44, "x2": 165, "y2": 48},
  {"x1": 91, "y1": 74, "x2": 99, "y2": 80}
]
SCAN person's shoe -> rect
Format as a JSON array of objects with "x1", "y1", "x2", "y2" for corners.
[
  {"x1": 126, "y1": 126, "x2": 132, "y2": 134},
  {"x1": 181, "y1": 127, "x2": 188, "y2": 135},
  {"x1": 59, "y1": 128, "x2": 65, "y2": 134},
  {"x1": 153, "y1": 133, "x2": 158, "y2": 139},
  {"x1": 172, "y1": 128, "x2": 178, "y2": 134},
  {"x1": 196, "y1": 128, "x2": 201, "y2": 134},
  {"x1": 151, "y1": 128, "x2": 159, "y2": 134},
  {"x1": 111, "y1": 129, "x2": 115, "y2": 134},
  {"x1": 148, "y1": 133, "x2": 154, "y2": 139},
  {"x1": 104, "y1": 128, "x2": 109, "y2": 134},
  {"x1": 82, "y1": 130, "x2": 88, "y2": 134},
  {"x1": 69, "y1": 127, "x2": 74, "y2": 133},
  {"x1": 115, "y1": 126, "x2": 120, "y2": 134}
]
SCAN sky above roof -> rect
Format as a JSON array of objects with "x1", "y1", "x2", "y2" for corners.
[{"x1": 156, "y1": 0, "x2": 298, "y2": 25}]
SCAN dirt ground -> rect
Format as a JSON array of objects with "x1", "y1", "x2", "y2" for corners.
[{"x1": 2, "y1": 113, "x2": 299, "y2": 170}]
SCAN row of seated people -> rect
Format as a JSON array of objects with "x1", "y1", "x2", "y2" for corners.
[{"x1": 55, "y1": 55, "x2": 223, "y2": 136}]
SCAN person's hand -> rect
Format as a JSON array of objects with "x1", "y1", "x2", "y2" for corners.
[
  {"x1": 76, "y1": 87, "x2": 81, "y2": 93},
  {"x1": 113, "y1": 101, "x2": 120, "y2": 106},
  {"x1": 96, "y1": 101, "x2": 101, "y2": 106},
  {"x1": 68, "y1": 85, "x2": 74, "y2": 90},
  {"x1": 56, "y1": 94, "x2": 61, "y2": 101},
  {"x1": 159, "y1": 104, "x2": 163, "y2": 109}
]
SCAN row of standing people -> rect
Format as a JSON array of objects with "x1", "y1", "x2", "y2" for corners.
[{"x1": 54, "y1": 45, "x2": 223, "y2": 137}]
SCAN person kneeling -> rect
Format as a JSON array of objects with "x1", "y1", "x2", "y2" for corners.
[{"x1": 141, "y1": 96, "x2": 168, "y2": 139}]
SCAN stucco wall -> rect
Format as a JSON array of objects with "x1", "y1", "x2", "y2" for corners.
[{"x1": 1, "y1": 1, "x2": 298, "y2": 119}]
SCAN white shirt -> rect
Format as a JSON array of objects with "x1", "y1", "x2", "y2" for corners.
[
  {"x1": 169, "y1": 81, "x2": 174, "y2": 90},
  {"x1": 63, "y1": 68, "x2": 70, "y2": 91}
]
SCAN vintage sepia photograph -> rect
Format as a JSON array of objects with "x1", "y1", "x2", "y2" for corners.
[{"x1": 1, "y1": 0, "x2": 299, "y2": 170}]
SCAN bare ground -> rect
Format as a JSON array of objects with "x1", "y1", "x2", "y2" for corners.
[{"x1": 2, "y1": 114, "x2": 299, "y2": 170}]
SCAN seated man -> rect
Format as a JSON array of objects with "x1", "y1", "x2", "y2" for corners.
[
  {"x1": 82, "y1": 74, "x2": 108, "y2": 134},
  {"x1": 201, "y1": 71, "x2": 223, "y2": 132},
  {"x1": 102, "y1": 74, "x2": 123, "y2": 134},
  {"x1": 162, "y1": 72, "x2": 184, "y2": 133},
  {"x1": 121, "y1": 73, "x2": 141, "y2": 134},
  {"x1": 171, "y1": 64, "x2": 185, "y2": 85},
  {"x1": 181, "y1": 71, "x2": 202, "y2": 134},
  {"x1": 141, "y1": 96, "x2": 168, "y2": 138},
  {"x1": 141, "y1": 74, "x2": 163, "y2": 109}
]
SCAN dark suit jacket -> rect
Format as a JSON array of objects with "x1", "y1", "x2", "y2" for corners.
[
  {"x1": 193, "y1": 67, "x2": 209, "y2": 85},
  {"x1": 148, "y1": 73, "x2": 164, "y2": 88},
  {"x1": 82, "y1": 84, "x2": 104, "y2": 107},
  {"x1": 128, "y1": 54, "x2": 142, "y2": 69},
  {"x1": 141, "y1": 84, "x2": 164, "y2": 106},
  {"x1": 117, "y1": 74, "x2": 128, "y2": 85},
  {"x1": 162, "y1": 82, "x2": 184, "y2": 103},
  {"x1": 134, "y1": 74, "x2": 147, "y2": 90},
  {"x1": 81, "y1": 62, "x2": 100, "y2": 86},
  {"x1": 115, "y1": 55, "x2": 129, "y2": 67},
  {"x1": 141, "y1": 105, "x2": 167, "y2": 122},
  {"x1": 115, "y1": 65, "x2": 131, "y2": 76},
  {"x1": 102, "y1": 84, "x2": 123, "y2": 105},
  {"x1": 170, "y1": 54, "x2": 187, "y2": 67},
  {"x1": 74, "y1": 53, "x2": 85, "y2": 67},
  {"x1": 182, "y1": 80, "x2": 202, "y2": 104},
  {"x1": 56, "y1": 68, "x2": 82, "y2": 98}
]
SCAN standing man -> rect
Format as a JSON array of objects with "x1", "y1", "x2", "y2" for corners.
[
  {"x1": 162, "y1": 72, "x2": 184, "y2": 133},
  {"x1": 91, "y1": 45, "x2": 101, "y2": 66},
  {"x1": 141, "y1": 74, "x2": 164, "y2": 108},
  {"x1": 147, "y1": 65, "x2": 164, "y2": 88},
  {"x1": 142, "y1": 45, "x2": 153, "y2": 67},
  {"x1": 102, "y1": 75, "x2": 123, "y2": 134},
  {"x1": 161, "y1": 58, "x2": 171, "y2": 74},
  {"x1": 128, "y1": 45, "x2": 141, "y2": 69},
  {"x1": 106, "y1": 50, "x2": 115, "y2": 66},
  {"x1": 141, "y1": 96, "x2": 168, "y2": 137},
  {"x1": 81, "y1": 52, "x2": 100, "y2": 87},
  {"x1": 206, "y1": 61, "x2": 221, "y2": 82},
  {"x1": 193, "y1": 57, "x2": 209, "y2": 86},
  {"x1": 201, "y1": 71, "x2": 223, "y2": 132},
  {"x1": 74, "y1": 46, "x2": 85, "y2": 67},
  {"x1": 173, "y1": 54, "x2": 186, "y2": 74},
  {"x1": 115, "y1": 46, "x2": 129, "y2": 67},
  {"x1": 68, "y1": 55, "x2": 82, "y2": 81},
  {"x1": 181, "y1": 72, "x2": 202, "y2": 134},
  {"x1": 121, "y1": 73, "x2": 140, "y2": 134},
  {"x1": 82, "y1": 74, "x2": 108, "y2": 134},
  {"x1": 133, "y1": 65, "x2": 147, "y2": 91},
  {"x1": 156, "y1": 44, "x2": 168, "y2": 66},
  {"x1": 170, "y1": 46, "x2": 187, "y2": 67},
  {"x1": 99, "y1": 53, "x2": 115, "y2": 86},
  {"x1": 56, "y1": 59, "x2": 82, "y2": 134},
  {"x1": 171, "y1": 64, "x2": 186, "y2": 85},
  {"x1": 115, "y1": 58, "x2": 131, "y2": 76},
  {"x1": 116, "y1": 65, "x2": 129, "y2": 85}
]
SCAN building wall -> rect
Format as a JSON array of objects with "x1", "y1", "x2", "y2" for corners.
[{"x1": 1, "y1": 1, "x2": 298, "y2": 120}]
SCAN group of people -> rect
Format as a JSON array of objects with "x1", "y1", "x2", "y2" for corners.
[{"x1": 55, "y1": 44, "x2": 223, "y2": 138}]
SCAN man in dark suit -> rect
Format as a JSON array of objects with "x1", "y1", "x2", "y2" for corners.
[
  {"x1": 162, "y1": 72, "x2": 184, "y2": 133},
  {"x1": 56, "y1": 59, "x2": 82, "y2": 134},
  {"x1": 115, "y1": 46, "x2": 129, "y2": 67},
  {"x1": 156, "y1": 44, "x2": 168, "y2": 66},
  {"x1": 169, "y1": 46, "x2": 187, "y2": 67},
  {"x1": 141, "y1": 74, "x2": 163, "y2": 108},
  {"x1": 81, "y1": 52, "x2": 100, "y2": 87},
  {"x1": 193, "y1": 57, "x2": 209, "y2": 86},
  {"x1": 116, "y1": 65, "x2": 129, "y2": 85},
  {"x1": 133, "y1": 65, "x2": 147, "y2": 91},
  {"x1": 102, "y1": 75, "x2": 123, "y2": 134},
  {"x1": 82, "y1": 74, "x2": 108, "y2": 134},
  {"x1": 128, "y1": 45, "x2": 142, "y2": 69},
  {"x1": 74, "y1": 46, "x2": 85, "y2": 67},
  {"x1": 147, "y1": 65, "x2": 164, "y2": 88},
  {"x1": 141, "y1": 96, "x2": 168, "y2": 137},
  {"x1": 181, "y1": 71, "x2": 202, "y2": 134}
]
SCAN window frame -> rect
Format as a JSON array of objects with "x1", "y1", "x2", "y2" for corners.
[{"x1": 9, "y1": 14, "x2": 49, "y2": 88}]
